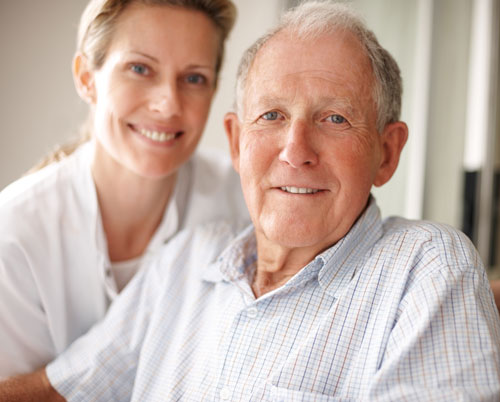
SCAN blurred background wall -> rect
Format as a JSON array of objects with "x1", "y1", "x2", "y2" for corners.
[{"x1": 1, "y1": 0, "x2": 499, "y2": 273}]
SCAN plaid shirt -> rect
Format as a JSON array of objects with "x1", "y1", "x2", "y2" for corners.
[{"x1": 47, "y1": 199, "x2": 500, "y2": 401}]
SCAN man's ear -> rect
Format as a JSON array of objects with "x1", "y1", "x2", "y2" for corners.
[
  {"x1": 73, "y1": 52, "x2": 96, "y2": 105},
  {"x1": 224, "y1": 112, "x2": 242, "y2": 173},
  {"x1": 374, "y1": 121, "x2": 408, "y2": 187}
]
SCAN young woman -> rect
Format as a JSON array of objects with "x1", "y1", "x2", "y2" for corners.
[{"x1": 0, "y1": 0, "x2": 248, "y2": 377}]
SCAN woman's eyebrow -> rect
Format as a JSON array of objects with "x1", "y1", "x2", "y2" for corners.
[
  {"x1": 125, "y1": 50, "x2": 159, "y2": 63},
  {"x1": 124, "y1": 51, "x2": 215, "y2": 70}
]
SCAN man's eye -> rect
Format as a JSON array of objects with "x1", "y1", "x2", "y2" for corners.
[
  {"x1": 186, "y1": 74, "x2": 206, "y2": 85},
  {"x1": 261, "y1": 111, "x2": 280, "y2": 121},
  {"x1": 130, "y1": 64, "x2": 149, "y2": 75},
  {"x1": 326, "y1": 114, "x2": 346, "y2": 124}
]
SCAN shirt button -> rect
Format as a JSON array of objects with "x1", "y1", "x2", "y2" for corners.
[
  {"x1": 220, "y1": 387, "x2": 231, "y2": 400},
  {"x1": 246, "y1": 307, "x2": 258, "y2": 318}
]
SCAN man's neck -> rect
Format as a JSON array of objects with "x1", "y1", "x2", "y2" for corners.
[{"x1": 251, "y1": 237, "x2": 328, "y2": 298}]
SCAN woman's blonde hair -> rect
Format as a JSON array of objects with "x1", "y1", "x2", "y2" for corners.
[{"x1": 30, "y1": 0, "x2": 236, "y2": 172}]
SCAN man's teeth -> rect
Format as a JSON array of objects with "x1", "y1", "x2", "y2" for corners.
[
  {"x1": 280, "y1": 186, "x2": 319, "y2": 194},
  {"x1": 139, "y1": 129, "x2": 176, "y2": 142}
]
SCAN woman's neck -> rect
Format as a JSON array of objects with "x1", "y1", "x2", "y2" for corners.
[{"x1": 91, "y1": 144, "x2": 176, "y2": 262}]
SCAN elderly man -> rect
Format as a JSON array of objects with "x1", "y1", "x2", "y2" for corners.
[{"x1": 2, "y1": 1, "x2": 499, "y2": 400}]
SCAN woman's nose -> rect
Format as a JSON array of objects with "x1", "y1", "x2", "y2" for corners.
[
  {"x1": 149, "y1": 82, "x2": 182, "y2": 117},
  {"x1": 278, "y1": 120, "x2": 319, "y2": 168}
]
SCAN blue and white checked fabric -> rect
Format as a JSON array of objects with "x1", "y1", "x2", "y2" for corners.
[{"x1": 47, "y1": 199, "x2": 500, "y2": 401}]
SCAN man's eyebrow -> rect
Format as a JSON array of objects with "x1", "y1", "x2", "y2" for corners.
[
  {"x1": 252, "y1": 95, "x2": 356, "y2": 114},
  {"x1": 320, "y1": 97, "x2": 355, "y2": 115}
]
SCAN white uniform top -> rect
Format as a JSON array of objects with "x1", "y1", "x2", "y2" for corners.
[{"x1": 0, "y1": 142, "x2": 249, "y2": 377}]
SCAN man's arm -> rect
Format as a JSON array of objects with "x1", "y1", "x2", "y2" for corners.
[
  {"x1": 0, "y1": 369, "x2": 65, "y2": 402},
  {"x1": 367, "y1": 260, "x2": 500, "y2": 400},
  {"x1": 489, "y1": 279, "x2": 500, "y2": 313}
]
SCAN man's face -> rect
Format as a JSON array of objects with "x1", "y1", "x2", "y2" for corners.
[{"x1": 225, "y1": 29, "x2": 406, "y2": 255}]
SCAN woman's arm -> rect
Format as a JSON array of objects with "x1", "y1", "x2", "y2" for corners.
[
  {"x1": 0, "y1": 369, "x2": 65, "y2": 402},
  {"x1": 0, "y1": 243, "x2": 55, "y2": 377}
]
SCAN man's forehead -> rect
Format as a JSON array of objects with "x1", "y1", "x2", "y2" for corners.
[
  {"x1": 246, "y1": 28, "x2": 372, "y2": 88},
  {"x1": 243, "y1": 29, "x2": 374, "y2": 114},
  {"x1": 256, "y1": 28, "x2": 365, "y2": 64},
  {"x1": 245, "y1": 91, "x2": 355, "y2": 113}
]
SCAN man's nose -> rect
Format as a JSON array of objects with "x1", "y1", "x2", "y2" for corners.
[
  {"x1": 278, "y1": 120, "x2": 319, "y2": 167},
  {"x1": 149, "y1": 81, "x2": 182, "y2": 117}
]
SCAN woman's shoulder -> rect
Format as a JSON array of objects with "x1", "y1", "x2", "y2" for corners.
[
  {"x1": 153, "y1": 219, "x2": 250, "y2": 276},
  {"x1": 180, "y1": 147, "x2": 249, "y2": 224},
  {"x1": 189, "y1": 147, "x2": 236, "y2": 181},
  {"x1": 0, "y1": 144, "x2": 93, "y2": 221}
]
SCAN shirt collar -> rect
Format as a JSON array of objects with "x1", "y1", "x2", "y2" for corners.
[
  {"x1": 202, "y1": 197, "x2": 383, "y2": 299},
  {"x1": 144, "y1": 172, "x2": 182, "y2": 253},
  {"x1": 79, "y1": 140, "x2": 182, "y2": 254},
  {"x1": 79, "y1": 140, "x2": 185, "y2": 297},
  {"x1": 316, "y1": 197, "x2": 382, "y2": 297},
  {"x1": 71, "y1": 141, "x2": 118, "y2": 298},
  {"x1": 72, "y1": 140, "x2": 102, "y2": 259},
  {"x1": 202, "y1": 224, "x2": 257, "y2": 283}
]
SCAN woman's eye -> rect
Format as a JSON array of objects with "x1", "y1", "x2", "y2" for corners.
[
  {"x1": 326, "y1": 114, "x2": 347, "y2": 124},
  {"x1": 261, "y1": 111, "x2": 280, "y2": 121},
  {"x1": 186, "y1": 74, "x2": 206, "y2": 85},
  {"x1": 130, "y1": 64, "x2": 149, "y2": 75}
]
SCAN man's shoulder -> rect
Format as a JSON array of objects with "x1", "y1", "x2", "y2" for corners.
[
  {"x1": 380, "y1": 216, "x2": 480, "y2": 271},
  {"x1": 355, "y1": 216, "x2": 488, "y2": 312}
]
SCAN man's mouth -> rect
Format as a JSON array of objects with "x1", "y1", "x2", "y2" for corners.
[
  {"x1": 138, "y1": 128, "x2": 184, "y2": 143},
  {"x1": 280, "y1": 186, "x2": 320, "y2": 194}
]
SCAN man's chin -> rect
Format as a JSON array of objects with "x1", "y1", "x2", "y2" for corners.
[{"x1": 258, "y1": 221, "x2": 336, "y2": 253}]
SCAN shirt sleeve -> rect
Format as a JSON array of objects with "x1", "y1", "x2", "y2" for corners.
[
  {"x1": 367, "y1": 261, "x2": 500, "y2": 401},
  {"x1": 46, "y1": 258, "x2": 163, "y2": 401},
  {"x1": 0, "y1": 239, "x2": 55, "y2": 379}
]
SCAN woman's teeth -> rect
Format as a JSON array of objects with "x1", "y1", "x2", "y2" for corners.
[
  {"x1": 280, "y1": 186, "x2": 319, "y2": 194},
  {"x1": 139, "y1": 128, "x2": 176, "y2": 142}
]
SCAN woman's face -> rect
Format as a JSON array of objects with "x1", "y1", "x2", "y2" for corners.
[{"x1": 78, "y1": 3, "x2": 219, "y2": 179}]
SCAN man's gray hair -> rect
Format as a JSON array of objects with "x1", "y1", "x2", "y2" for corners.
[{"x1": 235, "y1": 1, "x2": 402, "y2": 132}]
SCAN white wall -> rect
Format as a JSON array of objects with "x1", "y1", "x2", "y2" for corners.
[
  {"x1": 0, "y1": 1, "x2": 89, "y2": 190},
  {"x1": 423, "y1": 0, "x2": 472, "y2": 227},
  {"x1": 352, "y1": 0, "x2": 472, "y2": 229},
  {"x1": 351, "y1": 0, "x2": 419, "y2": 220}
]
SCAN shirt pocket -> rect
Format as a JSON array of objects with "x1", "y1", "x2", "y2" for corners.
[{"x1": 269, "y1": 385, "x2": 357, "y2": 401}]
